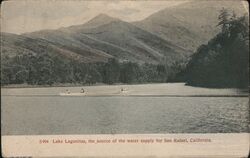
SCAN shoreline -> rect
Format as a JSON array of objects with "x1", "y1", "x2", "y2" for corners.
[
  {"x1": 1, "y1": 82, "x2": 179, "y2": 89},
  {"x1": 1, "y1": 82, "x2": 248, "y2": 90},
  {"x1": 1, "y1": 83, "x2": 248, "y2": 97}
]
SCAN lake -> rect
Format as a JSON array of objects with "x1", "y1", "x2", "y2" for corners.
[{"x1": 1, "y1": 83, "x2": 249, "y2": 135}]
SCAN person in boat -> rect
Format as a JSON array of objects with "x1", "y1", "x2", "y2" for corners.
[
  {"x1": 66, "y1": 89, "x2": 70, "y2": 94},
  {"x1": 81, "y1": 88, "x2": 85, "y2": 93},
  {"x1": 121, "y1": 87, "x2": 127, "y2": 92}
]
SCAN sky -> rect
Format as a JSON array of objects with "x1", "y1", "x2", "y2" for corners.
[{"x1": 1, "y1": 0, "x2": 187, "y2": 34}]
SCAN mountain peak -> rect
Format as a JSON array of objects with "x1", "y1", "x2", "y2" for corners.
[
  {"x1": 94, "y1": 13, "x2": 114, "y2": 19},
  {"x1": 83, "y1": 13, "x2": 119, "y2": 29}
]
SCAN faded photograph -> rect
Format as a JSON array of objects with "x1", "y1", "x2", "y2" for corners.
[{"x1": 1, "y1": 0, "x2": 249, "y2": 135}]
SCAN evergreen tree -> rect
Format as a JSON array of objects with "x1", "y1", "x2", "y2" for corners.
[{"x1": 218, "y1": 8, "x2": 231, "y2": 33}]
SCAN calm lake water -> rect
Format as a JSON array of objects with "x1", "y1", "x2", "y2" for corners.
[{"x1": 1, "y1": 83, "x2": 249, "y2": 135}]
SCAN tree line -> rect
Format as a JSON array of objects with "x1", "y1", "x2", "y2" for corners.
[{"x1": 1, "y1": 53, "x2": 184, "y2": 86}]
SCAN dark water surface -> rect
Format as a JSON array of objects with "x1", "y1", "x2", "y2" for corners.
[{"x1": 2, "y1": 95, "x2": 249, "y2": 135}]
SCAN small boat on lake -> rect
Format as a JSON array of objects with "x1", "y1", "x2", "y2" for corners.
[
  {"x1": 60, "y1": 88, "x2": 86, "y2": 96},
  {"x1": 120, "y1": 87, "x2": 128, "y2": 93}
]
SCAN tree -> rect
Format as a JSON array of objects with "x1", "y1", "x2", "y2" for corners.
[
  {"x1": 102, "y1": 58, "x2": 120, "y2": 84},
  {"x1": 217, "y1": 8, "x2": 231, "y2": 33},
  {"x1": 120, "y1": 62, "x2": 140, "y2": 83}
]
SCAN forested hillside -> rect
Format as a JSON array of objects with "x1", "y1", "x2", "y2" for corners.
[
  {"x1": 180, "y1": 9, "x2": 249, "y2": 88},
  {"x1": 0, "y1": 11, "x2": 188, "y2": 86},
  {"x1": 1, "y1": 53, "x2": 182, "y2": 85}
]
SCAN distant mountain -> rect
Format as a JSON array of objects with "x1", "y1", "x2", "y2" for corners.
[
  {"x1": 134, "y1": 0, "x2": 248, "y2": 52},
  {"x1": 63, "y1": 13, "x2": 120, "y2": 30},
  {"x1": 1, "y1": 32, "x2": 111, "y2": 63},
  {"x1": 2, "y1": 1, "x2": 247, "y2": 65},
  {"x1": 1, "y1": 33, "x2": 35, "y2": 58},
  {"x1": 21, "y1": 14, "x2": 188, "y2": 64}
]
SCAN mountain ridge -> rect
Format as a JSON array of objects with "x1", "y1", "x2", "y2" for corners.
[
  {"x1": 134, "y1": 0, "x2": 248, "y2": 52},
  {"x1": 2, "y1": 1, "x2": 246, "y2": 64},
  {"x1": 17, "y1": 13, "x2": 189, "y2": 64}
]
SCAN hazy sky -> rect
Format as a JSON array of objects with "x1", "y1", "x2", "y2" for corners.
[{"x1": 1, "y1": 0, "x2": 187, "y2": 34}]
